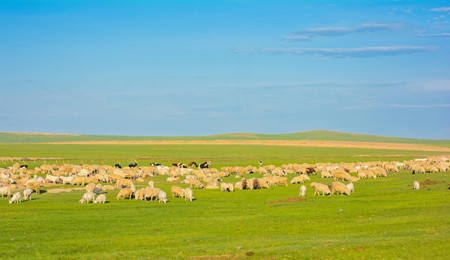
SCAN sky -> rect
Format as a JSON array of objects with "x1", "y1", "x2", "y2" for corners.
[{"x1": 0, "y1": 0, "x2": 449, "y2": 139}]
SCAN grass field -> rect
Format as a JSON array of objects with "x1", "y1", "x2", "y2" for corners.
[
  {"x1": 0, "y1": 143, "x2": 448, "y2": 168},
  {"x1": 0, "y1": 133, "x2": 449, "y2": 259},
  {"x1": 1, "y1": 130, "x2": 450, "y2": 147}
]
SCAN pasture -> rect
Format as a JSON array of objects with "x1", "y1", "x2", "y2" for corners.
[{"x1": 0, "y1": 140, "x2": 449, "y2": 259}]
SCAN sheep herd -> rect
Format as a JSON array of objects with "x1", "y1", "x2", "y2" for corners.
[{"x1": 0, "y1": 155, "x2": 449, "y2": 205}]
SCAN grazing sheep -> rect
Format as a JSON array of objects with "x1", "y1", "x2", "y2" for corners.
[
  {"x1": 71, "y1": 176, "x2": 87, "y2": 186},
  {"x1": 135, "y1": 188, "x2": 146, "y2": 200},
  {"x1": 220, "y1": 183, "x2": 234, "y2": 192},
  {"x1": 102, "y1": 185, "x2": 115, "y2": 191},
  {"x1": 357, "y1": 171, "x2": 366, "y2": 179},
  {"x1": 23, "y1": 188, "x2": 33, "y2": 201},
  {"x1": 79, "y1": 192, "x2": 95, "y2": 204},
  {"x1": 321, "y1": 171, "x2": 333, "y2": 178},
  {"x1": 45, "y1": 174, "x2": 59, "y2": 184},
  {"x1": 171, "y1": 186, "x2": 184, "y2": 198},
  {"x1": 85, "y1": 183, "x2": 96, "y2": 193},
  {"x1": 299, "y1": 185, "x2": 306, "y2": 197},
  {"x1": 0, "y1": 186, "x2": 11, "y2": 197},
  {"x1": 331, "y1": 181, "x2": 351, "y2": 195},
  {"x1": 235, "y1": 181, "x2": 243, "y2": 190},
  {"x1": 158, "y1": 191, "x2": 168, "y2": 203},
  {"x1": 205, "y1": 182, "x2": 220, "y2": 189},
  {"x1": 26, "y1": 181, "x2": 40, "y2": 194},
  {"x1": 144, "y1": 187, "x2": 161, "y2": 201},
  {"x1": 166, "y1": 176, "x2": 180, "y2": 182},
  {"x1": 290, "y1": 175, "x2": 310, "y2": 184},
  {"x1": 310, "y1": 182, "x2": 331, "y2": 196},
  {"x1": 61, "y1": 176, "x2": 73, "y2": 185},
  {"x1": 258, "y1": 178, "x2": 270, "y2": 189},
  {"x1": 413, "y1": 181, "x2": 420, "y2": 190},
  {"x1": 331, "y1": 170, "x2": 352, "y2": 182},
  {"x1": 93, "y1": 194, "x2": 106, "y2": 204},
  {"x1": 183, "y1": 188, "x2": 193, "y2": 201},
  {"x1": 9, "y1": 192, "x2": 21, "y2": 204},
  {"x1": 116, "y1": 188, "x2": 134, "y2": 200},
  {"x1": 190, "y1": 179, "x2": 204, "y2": 189},
  {"x1": 346, "y1": 183, "x2": 354, "y2": 193}
]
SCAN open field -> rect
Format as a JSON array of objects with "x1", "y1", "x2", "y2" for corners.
[
  {"x1": 0, "y1": 134, "x2": 449, "y2": 259},
  {"x1": 2, "y1": 130, "x2": 450, "y2": 147},
  {"x1": 0, "y1": 168, "x2": 449, "y2": 259},
  {"x1": 0, "y1": 143, "x2": 449, "y2": 167}
]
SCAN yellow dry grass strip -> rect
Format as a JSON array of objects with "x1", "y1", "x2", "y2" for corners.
[{"x1": 38, "y1": 140, "x2": 450, "y2": 152}]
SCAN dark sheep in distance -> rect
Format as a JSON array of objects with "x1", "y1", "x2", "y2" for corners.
[
  {"x1": 200, "y1": 161, "x2": 211, "y2": 169},
  {"x1": 188, "y1": 162, "x2": 198, "y2": 168}
]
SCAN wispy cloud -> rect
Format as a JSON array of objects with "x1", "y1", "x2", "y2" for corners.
[
  {"x1": 429, "y1": 7, "x2": 450, "y2": 12},
  {"x1": 389, "y1": 104, "x2": 450, "y2": 108},
  {"x1": 419, "y1": 32, "x2": 450, "y2": 37},
  {"x1": 236, "y1": 46, "x2": 437, "y2": 58},
  {"x1": 284, "y1": 23, "x2": 405, "y2": 42}
]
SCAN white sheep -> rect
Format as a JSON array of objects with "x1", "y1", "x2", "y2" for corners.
[
  {"x1": 346, "y1": 183, "x2": 354, "y2": 193},
  {"x1": 9, "y1": 192, "x2": 21, "y2": 204},
  {"x1": 61, "y1": 176, "x2": 73, "y2": 185},
  {"x1": 0, "y1": 186, "x2": 11, "y2": 197},
  {"x1": 183, "y1": 188, "x2": 193, "y2": 201},
  {"x1": 23, "y1": 188, "x2": 33, "y2": 201},
  {"x1": 79, "y1": 192, "x2": 95, "y2": 204},
  {"x1": 93, "y1": 194, "x2": 106, "y2": 204},
  {"x1": 413, "y1": 181, "x2": 420, "y2": 190},
  {"x1": 299, "y1": 185, "x2": 306, "y2": 197},
  {"x1": 158, "y1": 190, "x2": 168, "y2": 203}
]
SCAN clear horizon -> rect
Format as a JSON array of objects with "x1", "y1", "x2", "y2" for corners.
[{"x1": 1, "y1": 1, "x2": 449, "y2": 139}]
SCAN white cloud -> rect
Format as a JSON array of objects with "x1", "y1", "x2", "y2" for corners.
[
  {"x1": 285, "y1": 23, "x2": 405, "y2": 42},
  {"x1": 236, "y1": 46, "x2": 437, "y2": 58},
  {"x1": 419, "y1": 32, "x2": 450, "y2": 37},
  {"x1": 389, "y1": 104, "x2": 450, "y2": 108},
  {"x1": 429, "y1": 7, "x2": 450, "y2": 12}
]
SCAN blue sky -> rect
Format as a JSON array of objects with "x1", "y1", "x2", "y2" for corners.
[{"x1": 1, "y1": 0, "x2": 449, "y2": 139}]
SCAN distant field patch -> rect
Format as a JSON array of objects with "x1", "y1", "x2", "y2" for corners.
[{"x1": 40, "y1": 140, "x2": 450, "y2": 152}]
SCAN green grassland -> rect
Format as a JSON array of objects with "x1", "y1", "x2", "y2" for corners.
[
  {"x1": 0, "y1": 169, "x2": 448, "y2": 259},
  {"x1": 1, "y1": 130, "x2": 450, "y2": 147},
  {"x1": 0, "y1": 135, "x2": 449, "y2": 259},
  {"x1": 0, "y1": 143, "x2": 448, "y2": 167}
]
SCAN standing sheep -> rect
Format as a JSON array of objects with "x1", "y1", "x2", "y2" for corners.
[
  {"x1": 413, "y1": 181, "x2": 420, "y2": 190},
  {"x1": 346, "y1": 183, "x2": 354, "y2": 193},
  {"x1": 0, "y1": 186, "x2": 11, "y2": 197},
  {"x1": 9, "y1": 192, "x2": 21, "y2": 204},
  {"x1": 299, "y1": 185, "x2": 306, "y2": 197},
  {"x1": 183, "y1": 188, "x2": 193, "y2": 201}
]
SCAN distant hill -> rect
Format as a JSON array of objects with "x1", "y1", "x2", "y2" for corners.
[{"x1": 0, "y1": 130, "x2": 449, "y2": 147}]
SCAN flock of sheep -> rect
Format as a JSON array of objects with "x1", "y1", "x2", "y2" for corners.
[{"x1": 0, "y1": 155, "x2": 449, "y2": 204}]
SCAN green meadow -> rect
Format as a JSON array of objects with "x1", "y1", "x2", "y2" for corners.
[{"x1": 0, "y1": 133, "x2": 449, "y2": 259}]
